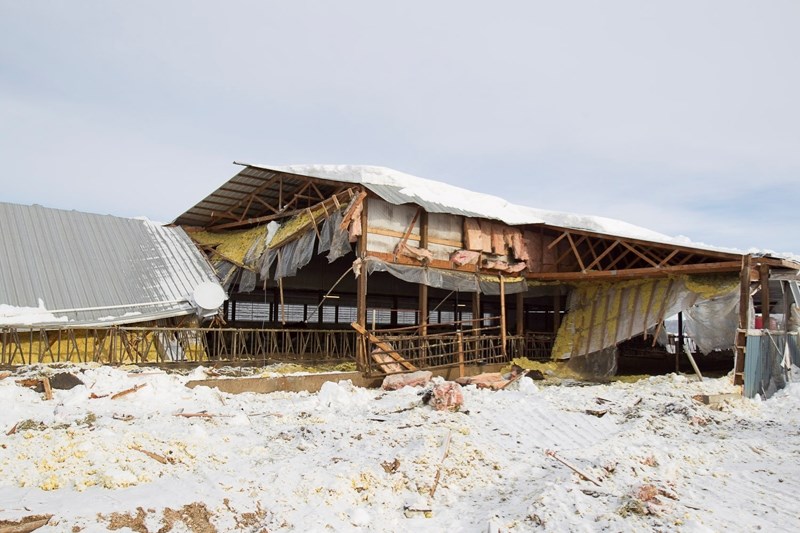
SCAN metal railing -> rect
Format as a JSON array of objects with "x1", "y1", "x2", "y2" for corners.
[
  {"x1": 1, "y1": 323, "x2": 555, "y2": 371},
  {"x1": 358, "y1": 318, "x2": 555, "y2": 376},
  {"x1": 0, "y1": 326, "x2": 358, "y2": 366}
]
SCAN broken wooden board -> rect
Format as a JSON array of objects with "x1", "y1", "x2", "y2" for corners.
[
  {"x1": 692, "y1": 393, "x2": 740, "y2": 406},
  {"x1": 351, "y1": 322, "x2": 417, "y2": 371}
]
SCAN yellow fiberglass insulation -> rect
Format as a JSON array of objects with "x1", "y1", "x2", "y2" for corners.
[
  {"x1": 550, "y1": 273, "x2": 739, "y2": 360},
  {"x1": 189, "y1": 225, "x2": 269, "y2": 266}
]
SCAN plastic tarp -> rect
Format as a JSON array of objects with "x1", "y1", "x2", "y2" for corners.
[
  {"x1": 366, "y1": 258, "x2": 479, "y2": 292},
  {"x1": 365, "y1": 257, "x2": 529, "y2": 295},
  {"x1": 683, "y1": 290, "x2": 739, "y2": 354},
  {"x1": 274, "y1": 230, "x2": 316, "y2": 280}
]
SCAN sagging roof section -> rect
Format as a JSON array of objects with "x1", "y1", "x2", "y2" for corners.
[{"x1": 0, "y1": 202, "x2": 224, "y2": 327}]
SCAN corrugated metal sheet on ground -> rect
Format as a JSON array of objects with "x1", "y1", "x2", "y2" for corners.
[{"x1": 0, "y1": 202, "x2": 221, "y2": 327}]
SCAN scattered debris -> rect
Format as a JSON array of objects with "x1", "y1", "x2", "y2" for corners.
[
  {"x1": 456, "y1": 365, "x2": 527, "y2": 390},
  {"x1": 49, "y1": 372, "x2": 84, "y2": 390},
  {"x1": 42, "y1": 377, "x2": 53, "y2": 401},
  {"x1": 174, "y1": 411, "x2": 216, "y2": 419},
  {"x1": 382, "y1": 370, "x2": 432, "y2": 391},
  {"x1": 545, "y1": 449, "x2": 602, "y2": 487},
  {"x1": 584, "y1": 409, "x2": 608, "y2": 418},
  {"x1": 381, "y1": 458, "x2": 400, "y2": 474},
  {"x1": 0, "y1": 371, "x2": 11, "y2": 381},
  {"x1": 129, "y1": 445, "x2": 175, "y2": 465},
  {"x1": 429, "y1": 430, "x2": 452, "y2": 498},
  {"x1": 110, "y1": 383, "x2": 147, "y2": 400},
  {"x1": 0, "y1": 514, "x2": 53, "y2": 533},
  {"x1": 6, "y1": 422, "x2": 18, "y2": 436},
  {"x1": 424, "y1": 382, "x2": 464, "y2": 412},
  {"x1": 692, "y1": 393, "x2": 740, "y2": 407}
]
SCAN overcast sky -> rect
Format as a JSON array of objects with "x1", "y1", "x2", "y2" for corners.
[{"x1": 2, "y1": 1, "x2": 798, "y2": 255}]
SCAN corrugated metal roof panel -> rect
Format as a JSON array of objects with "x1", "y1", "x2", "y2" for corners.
[
  {"x1": 362, "y1": 183, "x2": 487, "y2": 219},
  {"x1": 0, "y1": 202, "x2": 223, "y2": 327}
]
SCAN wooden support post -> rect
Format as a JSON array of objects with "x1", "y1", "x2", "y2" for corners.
[
  {"x1": 500, "y1": 275, "x2": 507, "y2": 357},
  {"x1": 516, "y1": 292, "x2": 524, "y2": 336},
  {"x1": 418, "y1": 211, "x2": 429, "y2": 337},
  {"x1": 457, "y1": 331, "x2": 465, "y2": 377},
  {"x1": 760, "y1": 263, "x2": 771, "y2": 330},
  {"x1": 676, "y1": 311, "x2": 683, "y2": 374},
  {"x1": 356, "y1": 196, "x2": 369, "y2": 371},
  {"x1": 734, "y1": 254, "x2": 752, "y2": 385}
]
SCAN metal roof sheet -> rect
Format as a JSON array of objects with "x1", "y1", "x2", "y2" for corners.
[{"x1": 0, "y1": 202, "x2": 223, "y2": 327}]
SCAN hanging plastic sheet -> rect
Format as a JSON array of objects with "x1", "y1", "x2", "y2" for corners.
[
  {"x1": 684, "y1": 290, "x2": 739, "y2": 354},
  {"x1": 365, "y1": 258, "x2": 480, "y2": 292},
  {"x1": 274, "y1": 230, "x2": 316, "y2": 280},
  {"x1": 318, "y1": 211, "x2": 341, "y2": 254},
  {"x1": 327, "y1": 219, "x2": 352, "y2": 263},
  {"x1": 479, "y1": 275, "x2": 528, "y2": 295},
  {"x1": 239, "y1": 269, "x2": 257, "y2": 293}
]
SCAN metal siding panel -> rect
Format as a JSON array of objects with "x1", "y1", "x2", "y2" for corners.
[{"x1": 744, "y1": 334, "x2": 761, "y2": 398}]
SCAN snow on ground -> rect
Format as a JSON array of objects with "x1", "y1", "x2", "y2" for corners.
[{"x1": 1, "y1": 366, "x2": 799, "y2": 532}]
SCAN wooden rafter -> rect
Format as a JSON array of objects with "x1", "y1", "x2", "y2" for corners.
[
  {"x1": 619, "y1": 241, "x2": 660, "y2": 268},
  {"x1": 584, "y1": 240, "x2": 620, "y2": 271},
  {"x1": 208, "y1": 188, "x2": 356, "y2": 231},
  {"x1": 566, "y1": 233, "x2": 587, "y2": 271},
  {"x1": 657, "y1": 249, "x2": 680, "y2": 267}
]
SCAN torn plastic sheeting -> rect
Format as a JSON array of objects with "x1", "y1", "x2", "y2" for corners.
[
  {"x1": 274, "y1": 230, "x2": 316, "y2": 280},
  {"x1": 365, "y1": 258, "x2": 480, "y2": 292},
  {"x1": 684, "y1": 290, "x2": 739, "y2": 354},
  {"x1": 327, "y1": 214, "x2": 352, "y2": 263},
  {"x1": 479, "y1": 276, "x2": 528, "y2": 295},
  {"x1": 318, "y1": 211, "x2": 339, "y2": 253}
]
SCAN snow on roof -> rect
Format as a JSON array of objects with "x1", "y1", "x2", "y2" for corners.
[{"x1": 263, "y1": 164, "x2": 733, "y2": 253}]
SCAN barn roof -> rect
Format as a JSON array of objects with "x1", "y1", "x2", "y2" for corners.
[
  {"x1": 0, "y1": 202, "x2": 224, "y2": 327},
  {"x1": 174, "y1": 163, "x2": 723, "y2": 252}
]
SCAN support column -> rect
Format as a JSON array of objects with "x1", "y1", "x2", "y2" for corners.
[
  {"x1": 734, "y1": 254, "x2": 752, "y2": 386},
  {"x1": 418, "y1": 211, "x2": 429, "y2": 336},
  {"x1": 516, "y1": 292, "x2": 524, "y2": 336},
  {"x1": 356, "y1": 196, "x2": 369, "y2": 371},
  {"x1": 500, "y1": 275, "x2": 507, "y2": 357}
]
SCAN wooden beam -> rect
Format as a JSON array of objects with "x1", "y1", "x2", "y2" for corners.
[
  {"x1": 500, "y1": 276, "x2": 507, "y2": 357},
  {"x1": 351, "y1": 322, "x2": 417, "y2": 371},
  {"x1": 528, "y1": 261, "x2": 744, "y2": 281},
  {"x1": 516, "y1": 292, "x2": 524, "y2": 336},
  {"x1": 356, "y1": 197, "x2": 370, "y2": 372},
  {"x1": 419, "y1": 210, "x2": 429, "y2": 337},
  {"x1": 393, "y1": 207, "x2": 422, "y2": 261}
]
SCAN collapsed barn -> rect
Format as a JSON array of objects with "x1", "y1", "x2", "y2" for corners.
[
  {"x1": 2, "y1": 165, "x2": 799, "y2": 397},
  {"x1": 173, "y1": 164, "x2": 800, "y2": 387}
]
